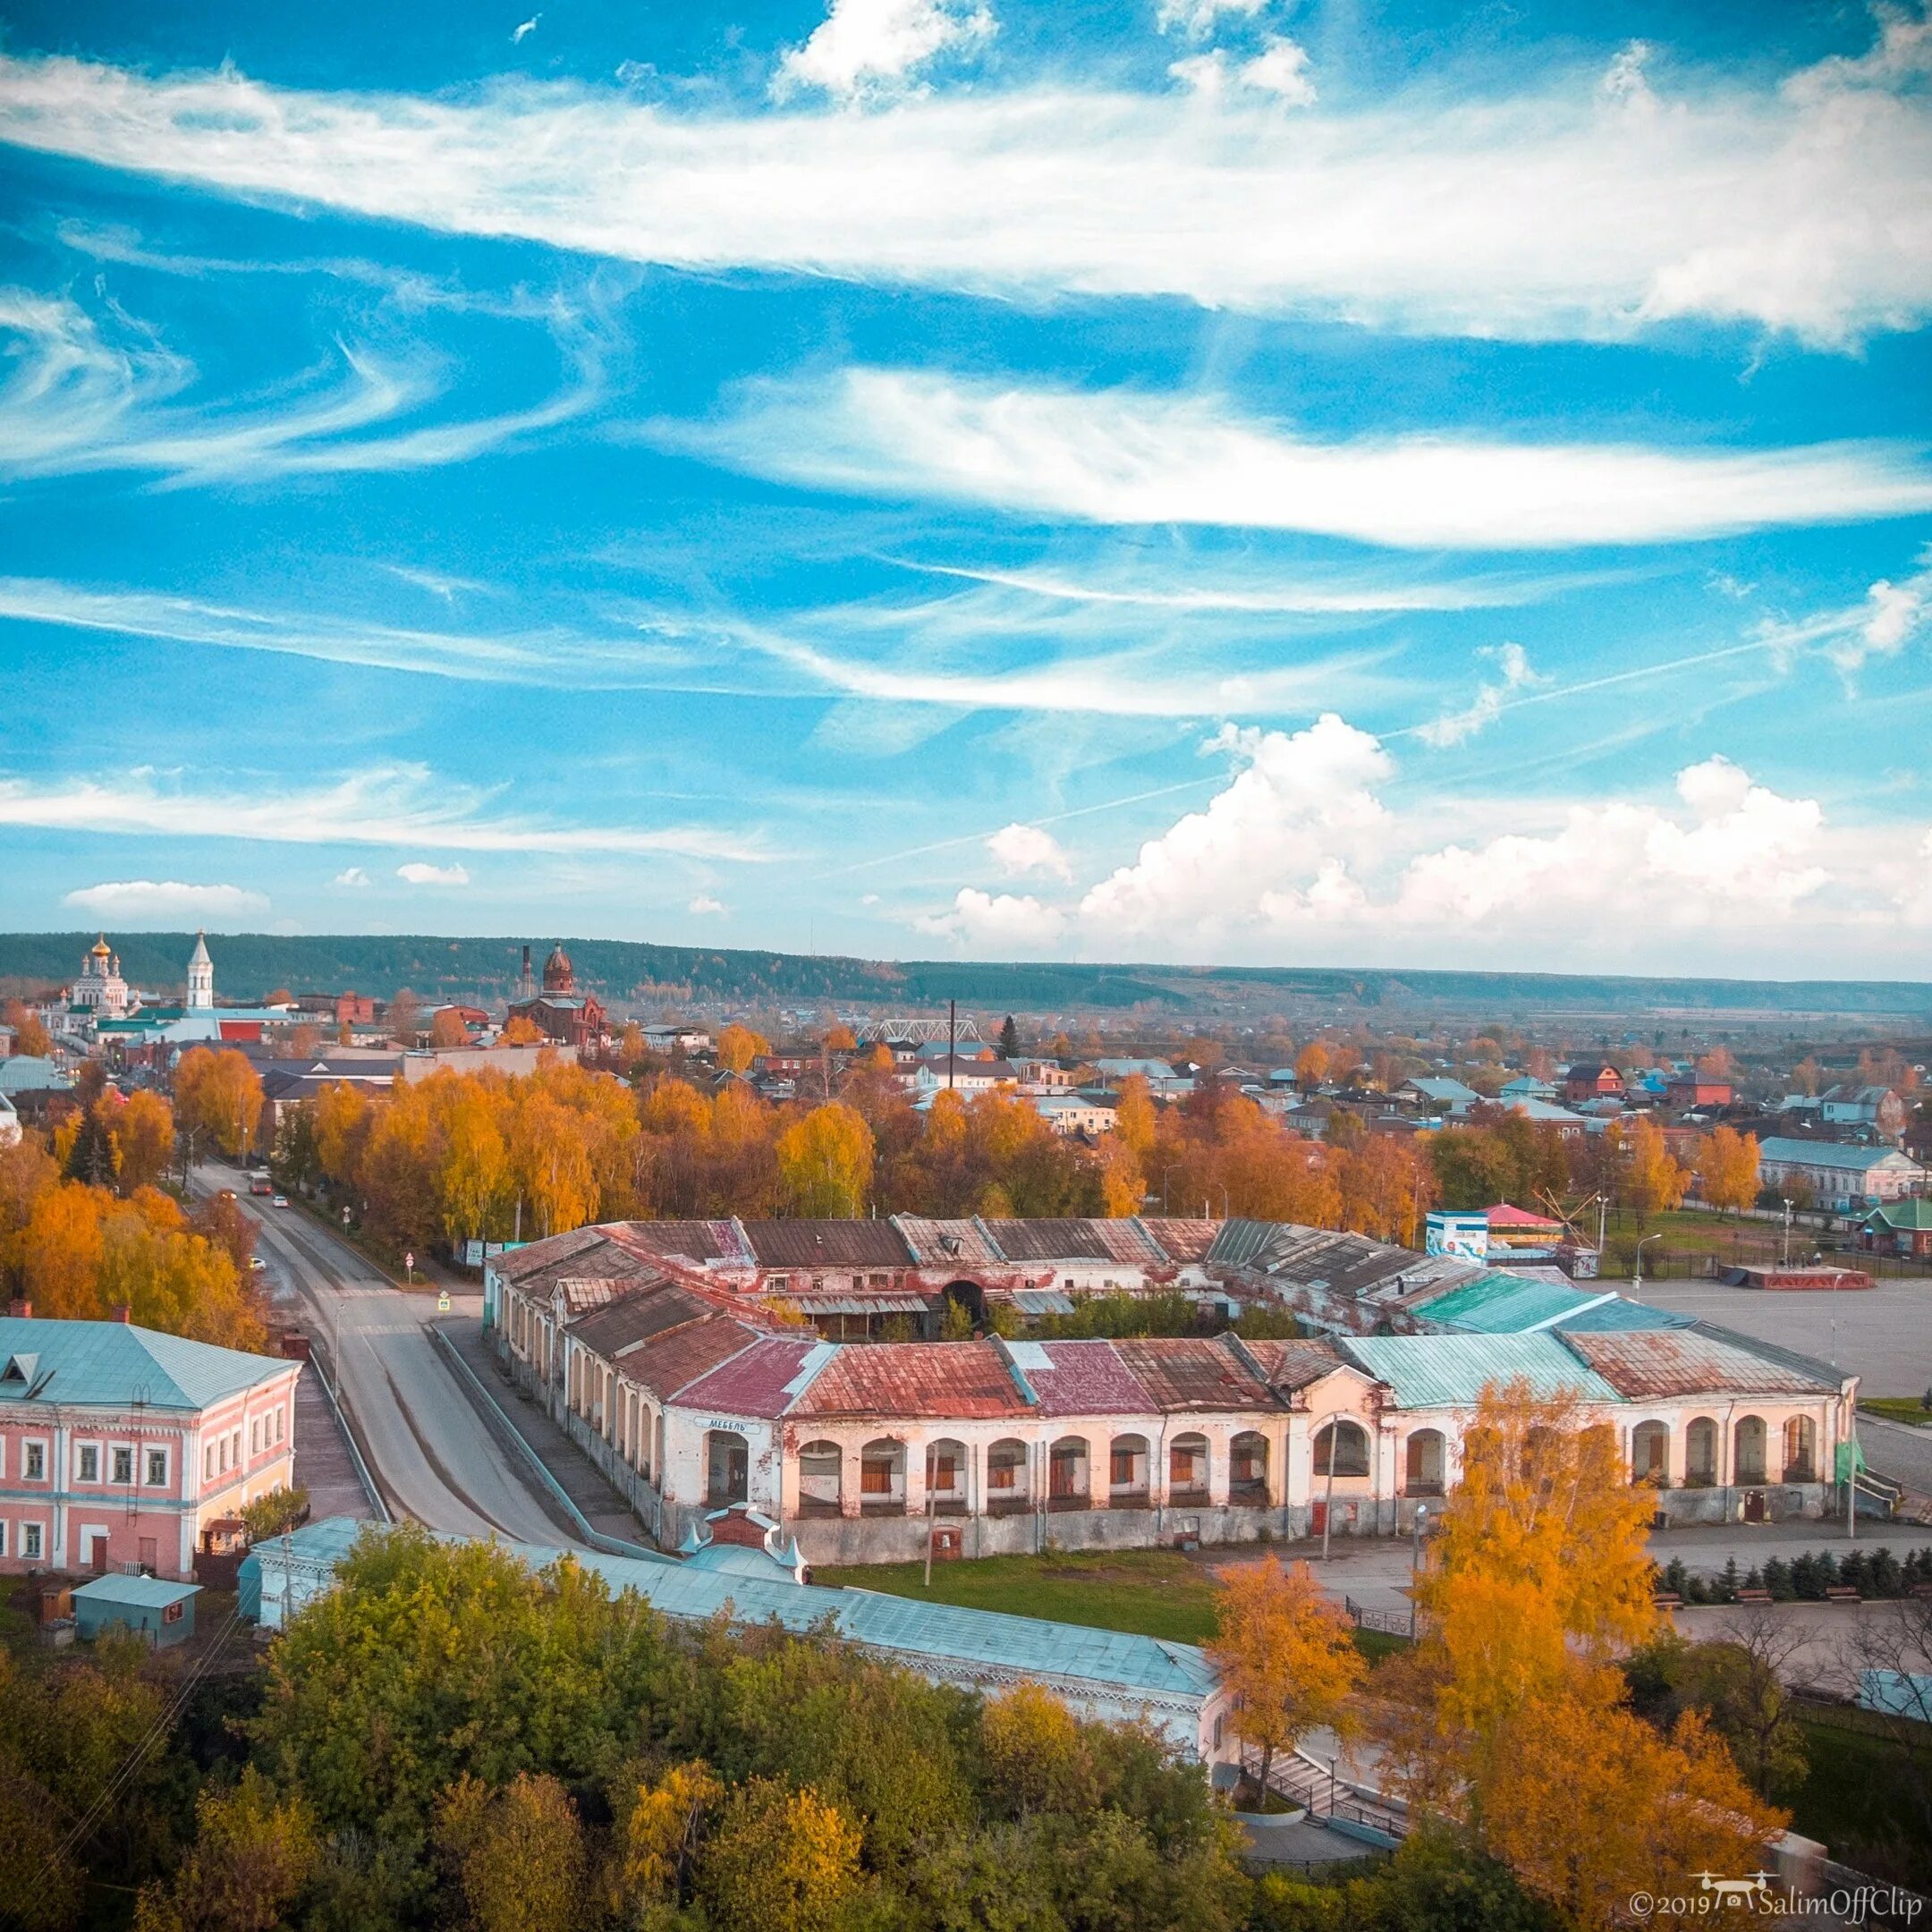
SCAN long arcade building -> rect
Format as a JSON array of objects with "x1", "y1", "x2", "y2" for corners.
[{"x1": 486, "y1": 1220, "x2": 1859, "y2": 1564}]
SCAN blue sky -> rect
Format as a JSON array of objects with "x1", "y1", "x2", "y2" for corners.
[{"x1": 1, "y1": 0, "x2": 1928, "y2": 974}]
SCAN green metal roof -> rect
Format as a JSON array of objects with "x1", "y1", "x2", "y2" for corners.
[
  {"x1": 0, "y1": 1318, "x2": 293, "y2": 1411},
  {"x1": 1341, "y1": 1332, "x2": 1619, "y2": 1408},
  {"x1": 1411, "y1": 1270, "x2": 1604, "y2": 1334},
  {"x1": 1866, "y1": 1199, "x2": 1932, "y2": 1231},
  {"x1": 72, "y1": 1574, "x2": 199, "y2": 1608}
]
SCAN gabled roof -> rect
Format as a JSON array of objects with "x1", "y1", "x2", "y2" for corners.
[
  {"x1": 1560, "y1": 1326, "x2": 1839, "y2": 1399},
  {"x1": 610, "y1": 1220, "x2": 753, "y2": 1266},
  {"x1": 741, "y1": 1219, "x2": 911, "y2": 1269},
  {"x1": 1109, "y1": 1336, "x2": 1275, "y2": 1412},
  {"x1": 892, "y1": 1216, "x2": 1005, "y2": 1267},
  {"x1": 617, "y1": 1318, "x2": 766, "y2": 1402},
  {"x1": 983, "y1": 1218, "x2": 1114, "y2": 1264},
  {"x1": 1340, "y1": 1332, "x2": 1618, "y2": 1409},
  {"x1": 1487, "y1": 1202, "x2": 1563, "y2": 1230},
  {"x1": 0, "y1": 1318, "x2": 292, "y2": 1411},
  {"x1": 1002, "y1": 1339, "x2": 1154, "y2": 1415},
  {"x1": 1411, "y1": 1271, "x2": 1609, "y2": 1335},
  {"x1": 791, "y1": 1341, "x2": 1032, "y2": 1420},
  {"x1": 1239, "y1": 1337, "x2": 1358, "y2": 1394},
  {"x1": 566, "y1": 1277, "x2": 720, "y2": 1354},
  {"x1": 1136, "y1": 1217, "x2": 1217, "y2": 1263},
  {"x1": 1758, "y1": 1138, "x2": 1920, "y2": 1173},
  {"x1": 676, "y1": 1336, "x2": 833, "y2": 1418},
  {"x1": 1867, "y1": 1199, "x2": 1932, "y2": 1231}
]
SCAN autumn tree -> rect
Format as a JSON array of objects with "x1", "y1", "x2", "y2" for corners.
[
  {"x1": 979, "y1": 1683, "x2": 1096, "y2": 1818},
  {"x1": 434, "y1": 1772, "x2": 588, "y2": 1932},
  {"x1": 716, "y1": 1022, "x2": 770, "y2": 1075},
  {"x1": 1295, "y1": 1041, "x2": 1332, "y2": 1088},
  {"x1": 429, "y1": 1006, "x2": 470, "y2": 1048},
  {"x1": 115, "y1": 1089, "x2": 176, "y2": 1191},
  {"x1": 1114, "y1": 1072, "x2": 1157, "y2": 1162},
  {"x1": 133, "y1": 1767, "x2": 320, "y2": 1932},
  {"x1": 1615, "y1": 1116, "x2": 1688, "y2": 1224},
  {"x1": 696, "y1": 1779, "x2": 861, "y2": 1932},
  {"x1": 501, "y1": 1014, "x2": 544, "y2": 1046},
  {"x1": 388, "y1": 987, "x2": 422, "y2": 1046},
  {"x1": 174, "y1": 1046, "x2": 266, "y2": 1159},
  {"x1": 1208, "y1": 1557, "x2": 1367, "y2": 1796},
  {"x1": 776, "y1": 1102, "x2": 874, "y2": 1217},
  {"x1": 1695, "y1": 1126, "x2": 1760, "y2": 1216},
  {"x1": 617, "y1": 1759, "x2": 722, "y2": 1914},
  {"x1": 2, "y1": 1000, "x2": 52, "y2": 1057}
]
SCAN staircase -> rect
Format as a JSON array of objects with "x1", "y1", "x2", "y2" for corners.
[{"x1": 1245, "y1": 1747, "x2": 1410, "y2": 1840}]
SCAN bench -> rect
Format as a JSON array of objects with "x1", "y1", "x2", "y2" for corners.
[
  {"x1": 1735, "y1": 1588, "x2": 1772, "y2": 1604},
  {"x1": 1825, "y1": 1586, "x2": 1861, "y2": 1603}
]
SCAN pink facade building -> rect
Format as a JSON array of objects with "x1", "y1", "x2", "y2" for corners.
[{"x1": 0, "y1": 1312, "x2": 302, "y2": 1581}]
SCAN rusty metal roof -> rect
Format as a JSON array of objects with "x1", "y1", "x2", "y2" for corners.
[
  {"x1": 1558, "y1": 1327, "x2": 1839, "y2": 1399},
  {"x1": 675, "y1": 1336, "x2": 832, "y2": 1418},
  {"x1": 891, "y1": 1216, "x2": 1006, "y2": 1267},
  {"x1": 1085, "y1": 1218, "x2": 1170, "y2": 1266},
  {"x1": 983, "y1": 1218, "x2": 1113, "y2": 1263},
  {"x1": 1138, "y1": 1217, "x2": 1217, "y2": 1263},
  {"x1": 609, "y1": 1220, "x2": 751, "y2": 1266},
  {"x1": 1109, "y1": 1336, "x2": 1277, "y2": 1412},
  {"x1": 740, "y1": 1220, "x2": 913, "y2": 1268},
  {"x1": 789, "y1": 1341, "x2": 1032, "y2": 1419},
  {"x1": 567, "y1": 1277, "x2": 723, "y2": 1354},
  {"x1": 618, "y1": 1317, "x2": 766, "y2": 1401},
  {"x1": 493, "y1": 1225, "x2": 608, "y2": 1282},
  {"x1": 1001, "y1": 1339, "x2": 1153, "y2": 1415},
  {"x1": 1240, "y1": 1337, "x2": 1352, "y2": 1393}
]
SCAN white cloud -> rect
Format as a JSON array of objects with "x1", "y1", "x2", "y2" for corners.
[
  {"x1": 1756, "y1": 549, "x2": 1932, "y2": 677},
  {"x1": 1414, "y1": 640, "x2": 1548, "y2": 746},
  {"x1": 61, "y1": 879, "x2": 268, "y2": 923},
  {"x1": 776, "y1": 0, "x2": 996, "y2": 104},
  {"x1": 987, "y1": 822, "x2": 1072, "y2": 880},
  {"x1": 1241, "y1": 37, "x2": 1316, "y2": 106},
  {"x1": 512, "y1": 15, "x2": 539, "y2": 44},
  {"x1": 689, "y1": 894, "x2": 726, "y2": 914},
  {"x1": 396, "y1": 860, "x2": 471, "y2": 886},
  {"x1": 4, "y1": 31, "x2": 1932, "y2": 342},
  {"x1": 0, "y1": 765, "x2": 767, "y2": 860},
  {"x1": 915, "y1": 886, "x2": 1066, "y2": 948},
  {"x1": 1156, "y1": 0, "x2": 1266, "y2": 40},
  {"x1": 1081, "y1": 714, "x2": 1392, "y2": 934},
  {"x1": 332, "y1": 866, "x2": 372, "y2": 887},
  {"x1": 1168, "y1": 53, "x2": 1228, "y2": 97},
  {"x1": 674, "y1": 368, "x2": 1932, "y2": 550}
]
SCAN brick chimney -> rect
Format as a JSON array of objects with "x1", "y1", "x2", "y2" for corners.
[
  {"x1": 110, "y1": 1302, "x2": 131, "y2": 1324},
  {"x1": 6, "y1": 1297, "x2": 30, "y2": 1318}
]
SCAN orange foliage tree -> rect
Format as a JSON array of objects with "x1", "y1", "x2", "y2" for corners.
[
  {"x1": 173, "y1": 1046, "x2": 266, "y2": 1159},
  {"x1": 1696, "y1": 1126, "x2": 1760, "y2": 1216}
]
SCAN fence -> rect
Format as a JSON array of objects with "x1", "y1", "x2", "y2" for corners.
[
  {"x1": 1343, "y1": 1594, "x2": 1416, "y2": 1640},
  {"x1": 1618, "y1": 1248, "x2": 1932, "y2": 1284}
]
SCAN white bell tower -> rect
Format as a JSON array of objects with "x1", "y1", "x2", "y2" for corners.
[{"x1": 186, "y1": 930, "x2": 215, "y2": 1012}]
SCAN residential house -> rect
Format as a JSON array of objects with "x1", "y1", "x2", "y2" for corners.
[
  {"x1": 1563, "y1": 1062, "x2": 1626, "y2": 1104},
  {"x1": 1860, "y1": 1199, "x2": 1932, "y2": 1260},
  {"x1": 1819, "y1": 1085, "x2": 1909, "y2": 1140},
  {"x1": 1666, "y1": 1075, "x2": 1735, "y2": 1110},
  {"x1": 1756, "y1": 1138, "x2": 1926, "y2": 1213}
]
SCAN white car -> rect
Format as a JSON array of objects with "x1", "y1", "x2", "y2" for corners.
[
  {"x1": 272, "y1": 1194, "x2": 290, "y2": 1209},
  {"x1": 248, "y1": 1256, "x2": 267, "y2": 1272}
]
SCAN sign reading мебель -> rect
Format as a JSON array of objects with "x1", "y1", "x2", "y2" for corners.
[{"x1": 1425, "y1": 1211, "x2": 1490, "y2": 1261}]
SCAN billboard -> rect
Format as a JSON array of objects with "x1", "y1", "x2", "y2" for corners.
[{"x1": 1425, "y1": 1211, "x2": 1490, "y2": 1261}]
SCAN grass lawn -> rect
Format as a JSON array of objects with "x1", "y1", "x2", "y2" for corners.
[
  {"x1": 1860, "y1": 1397, "x2": 1932, "y2": 1428},
  {"x1": 1789, "y1": 1708, "x2": 1932, "y2": 1890},
  {"x1": 814, "y1": 1548, "x2": 1407, "y2": 1662}
]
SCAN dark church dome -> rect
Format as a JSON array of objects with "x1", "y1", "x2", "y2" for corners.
[{"x1": 541, "y1": 944, "x2": 574, "y2": 993}]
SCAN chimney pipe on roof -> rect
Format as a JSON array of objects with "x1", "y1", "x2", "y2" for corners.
[
  {"x1": 7, "y1": 1297, "x2": 30, "y2": 1318},
  {"x1": 111, "y1": 1302, "x2": 131, "y2": 1324}
]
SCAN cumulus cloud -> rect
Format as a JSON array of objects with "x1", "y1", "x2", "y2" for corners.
[
  {"x1": 670, "y1": 369, "x2": 1932, "y2": 549},
  {"x1": 915, "y1": 886, "x2": 1066, "y2": 948},
  {"x1": 1757, "y1": 549, "x2": 1932, "y2": 678},
  {"x1": 61, "y1": 880, "x2": 268, "y2": 922},
  {"x1": 987, "y1": 821, "x2": 1072, "y2": 879},
  {"x1": 776, "y1": 0, "x2": 996, "y2": 103},
  {"x1": 4, "y1": 31, "x2": 1932, "y2": 342},
  {"x1": 1415, "y1": 641, "x2": 1548, "y2": 747},
  {"x1": 1081, "y1": 714, "x2": 1392, "y2": 934},
  {"x1": 396, "y1": 860, "x2": 471, "y2": 886},
  {"x1": 689, "y1": 894, "x2": 726, "y2": 914},
  {"x1": 1241, "y1": 38, "x2": 1316, "y2": 105},
  {"x1": 332, "y1": 866, "x2": 371, "y2": 886}
]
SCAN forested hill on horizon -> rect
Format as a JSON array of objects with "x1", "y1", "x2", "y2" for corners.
[{"x1": 2, "y1": 931, "x2": 1928, "y2": 1020}]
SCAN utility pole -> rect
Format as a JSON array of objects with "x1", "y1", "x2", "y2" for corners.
[
  {"x1": 1782, "y1": 1199, "x2": 1794, "y2": 1269},
  {"x1": 947, "y1": 998, "x2": 956, "y2": 1092},
  {"x1": 1320, "y1": 1423, "x2": 1338, "y2": 1561}
]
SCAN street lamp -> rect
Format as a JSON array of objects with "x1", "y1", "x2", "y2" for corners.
[
  {"x1": 1410, "y1": 1504, "x2": 1428, "y2": 1640},
  {"x1": 1632, "y1": 1232, "x2": 1663, "y2": 1292},
  {"x1": 1782, "y1": 1199, "x2": 1794, "y2": 1269}
]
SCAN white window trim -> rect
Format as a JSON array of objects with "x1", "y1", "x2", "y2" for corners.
[
  {"x1": 74, "y1": 1439, "x2": 103, "y2": 1485},
  {"x1": 109, "y1": 1441, "x2": 137, "y2": 1487},
  {"x1": 21, "y1": 1436, "x2": 47, "y2": 1482},
  {"x1": 21, "y1": 1520, "x2": 45, "y2": 1561},
  {"x1": 144, "y1": 1445, "x2": 172, "y2": 1489}
]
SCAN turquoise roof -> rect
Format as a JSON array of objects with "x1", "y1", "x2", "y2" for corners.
[
  {"x1": 1412, "y1": 1271, "x2": 1604, "y2": 1334},
  {"x1": 0, "y1": 1057, "x2": 72, "y2": 1093},
  {"x1": 1866, "y1": 1199, "x2": 1932, "y2": 1231},
  {"x1": 0, "y1": 1318, "x2": 292, "y2": 1411},
  {"x1": 72, "y1": 1574, "x2": 199, "y2": 1608},
  {"x1": 1341, "y1": 1332, "x2": 1619, "y2": 1408},
  {"x1": 1555, "y1": 1296, "x2": 1697, "y2": 1333},
  {"x1": 258, "y1": 1518, "x2": 1217, "y2": 1703}
]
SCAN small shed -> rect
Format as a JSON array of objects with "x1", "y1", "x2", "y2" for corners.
[{"x1": 72, "y1": 1574, "x2": 200, "y2": 1648}]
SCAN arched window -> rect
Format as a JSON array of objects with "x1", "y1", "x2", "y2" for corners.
[
  {"x1": 986, "y1": 1437, "x2": 1030, "y2": 1513},
  {"x1": 1783, "y1": 1416, "x2": 1818, "y2": 1483},
  {"x1": 1631, "y1": 1420, "x2": 1670, "y2": 1486},
  {"x1": 1108, "y1": 1433, "x2": 1149, "y2": 1503},
  {"x1": 926, "y1": 1437, "x2": 968, "y2": 1513},
  {"x1": 860, "y1": 1437, "x2": 906, "y2": 1513},
  {"x1": 1685, "y1": 1417, "x2": 1717, "y2": 1487},
  {"x1": 1169, "y1": 1432, "x2": 1210, "y2": 1498},
  {"x1": 706, "y1": 1428, "x2": 749, "y2": 1507},
  {"x1": 797, "y1": 1439, "x2": 842, "y2": 1516},
  {"x1": 1734, "y1": 1415, "x2": 1767, "y2": 1487},
  {"x1": 1048, "y1": 1435, "x2": 1090, "y2": 1510},
  {"x1": 1313, "y1": 1419, "x2": 1370, "y2": 1479},
  {"x1": 1403, "y1": 1429, "x2": 1445, "y2": 1496},
  {"x1": 1230, "y1": 1432, "x2": 1269, "y2": 1504}
]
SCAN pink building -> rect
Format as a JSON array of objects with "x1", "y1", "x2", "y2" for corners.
[{"x1": 0, "y1": 1310, "x2": 302, "y2": 1581}]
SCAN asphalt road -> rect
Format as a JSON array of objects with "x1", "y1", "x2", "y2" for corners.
[{"x1": 199, "y1": 1169, "x2": 569, "y2": 1543}]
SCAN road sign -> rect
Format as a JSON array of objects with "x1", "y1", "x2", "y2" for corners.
[
  {"x1": 436, "y1": 1290, "x2": 451, "y2": 1313},
  {"x1": 405, "y1": 1250, "x2": 415, "y2": 1271}
]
